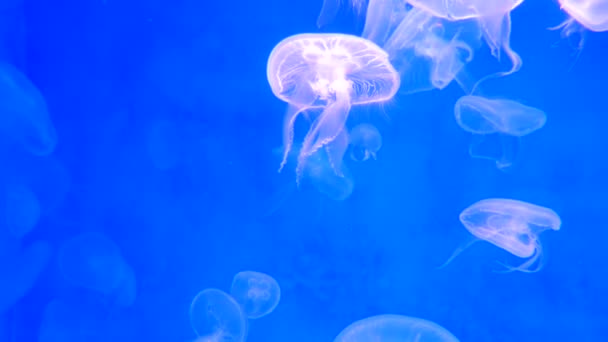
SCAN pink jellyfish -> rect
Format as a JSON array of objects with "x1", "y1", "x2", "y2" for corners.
[
  {"x1": 552, "y1": 0, "x2": 608, "y2": 55},
  {"x1": 267, "y1": 33, "x2": 399, "y2": 182}
]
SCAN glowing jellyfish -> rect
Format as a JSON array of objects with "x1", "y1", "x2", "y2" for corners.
[
  {"x1": 348, "y1": 123, "x2": 382, "y2": 162},
  {"x1": 267, "y1": 33, "x2": 399, "y2": 182},
  {"x1": 454, "y1": 95, "x2": 546, "y2": 169},
  {"x1": 552, "y1": 0, "x2": 608, "y2": 53},
  {"x1": 449, "y1": 198, "x2": 562, "y2": 272},
  {"x1": 230, "y1": 271, "x2": 281, "y2": 319},
  {"x1": 189, "y1": 288, "x2": 248, "y2": 341},
  {"x1": 0, "y1": 62, "x2": 57, "y2": 156},
  {"x1": 334, "y1": 314, "x2": 459, "y2": 342},
  {"x1": 57, "y1": 232, "x2": 132, "y2": 301}
]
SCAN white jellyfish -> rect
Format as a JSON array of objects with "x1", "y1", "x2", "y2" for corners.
[
  {"x1": 189, "y1": 288, "x2": 248, "y2": 341},
  {"x1": 267, "y1": 33, "x2": 399, "y2": 182},
  {"x1": 334, "y1": 314, "x2": 459, "y2": 342},
  {"x1": 454, "y1": 95, "x2": 546, "y2": 170},
  {"x1": 551, "y1": 0, "x2": 608, "y2": 56},
  {"x1": 229, "y1": 271, "x2": 281, "y2": 319},
  {"x1": 442, "y1": 198, "x2": 561, "y2": 272}
]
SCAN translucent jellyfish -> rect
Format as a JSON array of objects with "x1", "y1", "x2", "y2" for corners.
[
  {"x1": 454, "y1": 95, "x2": 546, "y2": 170},
  {"x1": 552, "y1": 0, "x2": 608, "y2": 55},
  {"x1": 267, "y1": 33, "x2": 399, "y2": 182},
  {"x1": 189, "y1": 288, "x2": 248, "y2": 341},
  {"x1": 57, "y1": 232, "x2": 133, "y2": 301},
  {"x1": 0, "y1": 62, "x2": 57, "y2": 156},
  {"x1": 348, "y1": 123, "x2": 382, "y2": 162},
  {"x1": 370, "y1": 5, "x2": 482, "y2": 94},
  {"x1": 404, "y1": 0, "x2": 523, "y2": 89},
  {"x1": 230, "y1": 271, "x2": 281, "y2": 319},
  {"x1": 445, "y1": 198, "x2": 561, "y2": 272},
  {"x1": 334, "y1": 314, "x2": 459, "y2": 342},
  {"x1": 1, "y1": 183, "x2": 41, "y2": 239},
  {"x1": 317, "y1": 0, "x2": 368, "y2": 27}
]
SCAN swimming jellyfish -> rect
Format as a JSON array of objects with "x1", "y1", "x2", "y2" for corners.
[
  {"x1": 0, "y1": 62, "x2": 57, "y2": 156},
  {"x1": 348, "y1": 123, "x2": 382, "y2": 162},
  {"x1": 334, "y1": 314, "x2": 459, "y2": 342},
  {"x1": 454, "y1": 95, "x2": 546, "y2": 169},
  {"x1": 552, "y1": 0, "x2": 608, "y2": 53},
  {"x1": 267, "y1": 33, "x2": 399, "y2": 182},
  {"x1": 189, "y1": 288, "x2": 248, "y2": 341},
  {"x1": 449, "y1": 198, "x2": 561, "y2": 272},
  {"x1": 230, "y1": 271, "x2": 281, "y2": 319}
]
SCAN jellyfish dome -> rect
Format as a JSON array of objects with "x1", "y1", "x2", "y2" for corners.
[
  {"x1": 334, "y1": 314, "x2": 459, "y2": 342},
  {"x1": 558, "y1": 0, "x2": 608, "y2": 32},
  {"x1": 460, "y1": 198, "x2": 561, "y2": 272},
  {"x1": 229, "y1": 271, "x2": 281, "y2": 319},
  {"x1": 348, "y1": 123, "x2": 382, "y2": 162},
  {"x1": 189, "y1": 288, "x2": 248, "y2": 341},
  {"x1": 267, "y1": 33, "x2": 399, "y2": 181}
]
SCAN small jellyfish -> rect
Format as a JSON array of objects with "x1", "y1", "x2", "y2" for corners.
[
  {"x1": 348, "y1": 123, "x2": 382, "y2": 162},
  {"x1": 334, "y1": 314, "x2": 459, "y2": 342},
  {"x1": 189, "y1": 288, "x2": 248, "y2": 341},
  {"x1": 444, "y1": 198, "x2": 561, "y2": 272},
  {"x1": 267, "y1": 33, "x2": 399, "y2": 182},
  {"x1": 57, "y1": 232, "x2": 132, "y2": 300},
  {"x1": 0, "y1": 62, "x2": 57, "y2": 156},
  {"x1": 230, "y1": 271, "x2": 281, "y2": 319},
  {"x1": 454, "y1": 95, "x2": 546, "y2": 170}
]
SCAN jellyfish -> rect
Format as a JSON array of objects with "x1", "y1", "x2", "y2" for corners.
[
  {"x1": 334, "y1": 314, "x2": 459, "y2": 342},
  {"x1": 551, "y1": 0, "x2": 608, "y2": 57},
  {"x1": 229, "y1": 271, "x2": 281, "y2": 319},
  {"x1": 0, "y1": 62, "x2": 57, "y2": 156},
  {"x1": 267, "y1": 33, "x2": 399, "y2": 182},
  {"x1": 317, "y1": 0, "x2": 368, "y2": 28},
  {"x1": 57, "y1": 232, "x2": 134, "y2": 304},
  {"x1": 348, "y1": 123, "x2": 382, "y2": 161},
  {"x1": 189, "y1": 288, "x2": 248, "y2": 341},
  {"x1": 443, "y1": 198, "x2": 561, "y2": 272},
  {"x1": 454, "y1": 95, "x2": 546, "y2": 170}
]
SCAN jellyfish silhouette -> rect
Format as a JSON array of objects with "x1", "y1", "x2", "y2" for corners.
[
  {"x1": 442, "y1": 198, "x2": 561, "y2": 273},
  {"x1": 334, "y1": 314, "x2": 459, "y2": 342},
  {"x1": 0, "y1": 62, "x2": 57, "y2": 156},
  {"x1": 348, "y1": 123, "x2": 382, "y2": 162},
  {"x1": 229, "y1": 271, "x2": 281, "y2": 319},
  {"x1": 189, "y1": 288, "x2": 248, "y2": 341},
  {"x1": 454, "y1": 95, "x2": 546, "y2": 170},
  {"x1": 267, "y1": 33, "x2": 399, "y2": 183}
]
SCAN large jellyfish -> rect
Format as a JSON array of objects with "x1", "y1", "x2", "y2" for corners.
[
  {"x1": 0, "y1": 62, "x2": 57, "y2": 156},
  {"x1": 229, "y1": 271, "x2": 281, "y2": 319},
  {"x1": 552, "y1": 0, "x2": 608, "y2": 54},
  {"x1": 267, "y1": 33, "x2": 399, "y2": 182},
  {"x1": 334, "y1": 314, "x2": 459, "y2": 342},
  {"x1": 444, "y1": 198, "x2": 561, "y2": 272},
  {"x1": 348, "y1": 123, "x2": 382, "y2": 161},
  {"x1": 189, "y1": 288, "x2": 248, "y2": 341},
  {"x1": 454, "y1": 95, "x2": 546, "y2": 170}
]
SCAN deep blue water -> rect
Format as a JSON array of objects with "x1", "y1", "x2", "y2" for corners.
[{"x1": 0, "y1": 0, "x2": 607, "y2": 341}]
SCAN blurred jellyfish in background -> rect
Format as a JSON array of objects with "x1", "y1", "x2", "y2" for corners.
[
  {"x1": 267, "y1": 33, "x2": 399, "y2": 182},
  {"x1": 348, "y1": 123, "x2": 382, "y2": 162},
  {"x1": 57, "y1": 232, "x2": 137, "y2": 308},
  {"x1": 454, "y1": 95, "x2": 546, "y2": 170},
  {"x1": 230, "y1": 271, "x2": 281, "y2": 319},
  {"x1": 0, "y1": 62, "x2": 57, "y2": 156},
  {"x1": 189, "y1": 288, "x2": 248, "y2": 342},
  {"x1": 443, "y1": 198, "x2": 561, "y2": 272},
  {"x1": 334, "y1": 314, "x2": 459, "y2": 342}
]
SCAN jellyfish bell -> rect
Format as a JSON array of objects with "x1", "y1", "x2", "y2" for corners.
[
  {"x1": 334, "y1": 314, "x2": 459, "y2": 342},
  {"x1": 348, "y1": 123, "x2": 382, "y2": 162},
  {"x1": 557, "y1": 0, "x2": 608, "y2": 32},
  {"x1": 454, "y1": 95, "x2": 546, "y2": 170},
  {"x1": 229, "y1": 271, "x2": 281, "y2": 319},
  {"x1": 189, "y1": 288, "x2": 248, "y2": 341},
  {"x1": 267, "y1": 33, "x2": 399, "y2": 182},
  {"x1": 442, "y1": 198, "x2": 561, "y2": 273}
]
